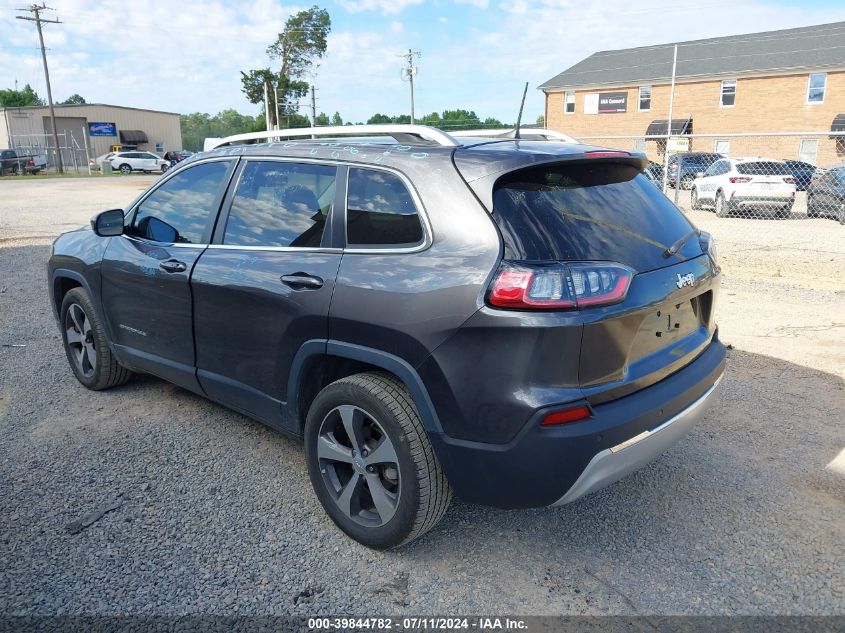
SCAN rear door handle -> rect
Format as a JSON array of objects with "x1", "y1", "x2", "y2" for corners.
[
  {"x1": 159, "y1": 259, "x2": 187, "y2": 273},
  {"x1": 280, "y1": 273, "x2": 324, "y2": 289}
]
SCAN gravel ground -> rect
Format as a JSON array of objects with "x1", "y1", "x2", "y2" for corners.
[{"x1": 0, "y1": 177, "x2": 843, "y2": 616}]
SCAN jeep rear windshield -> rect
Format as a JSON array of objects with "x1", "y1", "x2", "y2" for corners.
[
  {"x1": 736, "y1": 161, "x2": 791, "y2": 176},
  {"x1": 491, "y1": 161, "x2": 702, "y2": 272}
]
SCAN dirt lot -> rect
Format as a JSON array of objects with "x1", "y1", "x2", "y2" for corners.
[{"x1": 1, "y1": 177, "x2": 843, "y2": 616}]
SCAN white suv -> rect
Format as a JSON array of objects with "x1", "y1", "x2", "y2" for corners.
[
  {"x1": 108, "y1": 151, "x2": 169, "y2": 175},
  {"x1": 692, "y1": 157, "x2": 796, "y2": 218}
]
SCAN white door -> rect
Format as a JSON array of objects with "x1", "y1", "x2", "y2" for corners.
[{"x1": 798, "y1": 139, "x2": 819, "y2": 165}]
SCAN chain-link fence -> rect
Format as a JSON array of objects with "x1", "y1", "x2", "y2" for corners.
[{"x1": 7, "y1": 131, "x2": 92, "y2": 175}]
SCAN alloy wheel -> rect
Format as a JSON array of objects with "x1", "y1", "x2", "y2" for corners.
[
  {"x1": 316, "y1": 405, "x2": 400, "y2": 527},
  {"x1": 65, "y1": 303, "x2": 96, "y2": 377}
]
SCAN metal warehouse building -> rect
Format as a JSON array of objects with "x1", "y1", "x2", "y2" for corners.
[{"x1": 0, "y1": 103, "x2": 181, "y2": 170}]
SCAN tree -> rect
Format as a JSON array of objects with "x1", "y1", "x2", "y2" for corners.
[
  {"x1": 180, "y1": 109, "x2": 264, "y2": 152},
  {"x1": 242, "y1": 6, "x2": 331, "y2": 129},
  {"x1": 367, "y1": 113, "x2": 392, "y2": 124},
  {"x1": 61, "y1": 94, "x2": 86, "y2": 105},
  {"x1": 536, "y1": 115, "x2": 545, "y2": 127},
  {"x1": 330, "y1": 111, "x2": 343, "y2": 126},
  {"x1": 314, "y1": 112, "x2": 330, "y2": 126},
  {"x1": 0, "y1": 83, "x2": 44, "y2": 107}
]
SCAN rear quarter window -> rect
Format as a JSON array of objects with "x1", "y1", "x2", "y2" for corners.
[{"x1": 346, "y1": 168, "x2": 424, "y2": 247}]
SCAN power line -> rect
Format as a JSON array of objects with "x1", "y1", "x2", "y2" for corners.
[{"x1": 15, "y1": 3, "x2": 63, "y2": 173}]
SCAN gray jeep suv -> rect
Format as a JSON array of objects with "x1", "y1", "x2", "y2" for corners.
[{"x1": 48, "y1": 125, "x2": 725, "y2": 549}]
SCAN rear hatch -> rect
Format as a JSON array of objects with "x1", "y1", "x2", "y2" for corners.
[
  {"x1": 483, "y1": 157, "x2": 720, "y2": 403},
  {"x1": 734, "y1": 160, "x2": 795, "y2": 198}
]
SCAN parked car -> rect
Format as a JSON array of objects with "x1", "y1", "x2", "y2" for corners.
[
  {"x1": 667, "y1": 152, "x2": 723, "y2": 190},
  {"x1": 108, "y1": 151, "x2": 169, "y2": 175},
  {"x1": 48, "y1": 125, "x2": 725, "y2": 549},
  {"x1": 0, "y1": 148, "x2": 47, "y2": 175},
  {"x1": 807, "y1": 165, "x2": 845, "y2": 224},
  {"x1": 89, "y1": 152, "x2": 116, "y2": 171},
  {"x1": 782, "y1": 159, "x2": 816, "y2": 191},
  {"x1": 692, "y1": 157, "x2": 796, "y2": 218}
]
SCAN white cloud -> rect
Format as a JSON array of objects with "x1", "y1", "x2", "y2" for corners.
[
  {"x1": 455, "y1": 0, "x2": 490, "y2": 8},
  {"x1": 389, "y1": 20, "x2": 405, "y2": 33},
  {"x1": 335, "y1": 0, "x2": 424, "y2": 15}
]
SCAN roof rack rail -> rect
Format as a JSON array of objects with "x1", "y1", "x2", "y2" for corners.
[
  {"x1": 211, "y1": 124, "x2": 460, "y2": 149},
  {"x1": 449, "y1": 128, "x2": 579, "y2": 143}
]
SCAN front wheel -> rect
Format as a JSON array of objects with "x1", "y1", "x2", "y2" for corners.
[
  {"x1": 715, "y1": 192, "x2": 730, "y2": 218},
  {"x1": 160, "y1": 164, "x2": 169, "y2": 173},
  {"x1": 305, "y1": 372, "x2": 452, "y2": 549},
  {"x1": 118, "y1": 163, "x2": 132, "y2": 175},
  {"x1": 680, "y1": 175, "x2": 694, "y2": 190},
  {"x1": 14, "y1": 164, "x2": 24, "y2": 176},
  {"x1": 61, "y1": 288, "x2": 133, "y2": 390}
]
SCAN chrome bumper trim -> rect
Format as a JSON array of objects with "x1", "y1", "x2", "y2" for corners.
[{"x1": 551, "y1": 375, "x2": 723, "y2": 506}]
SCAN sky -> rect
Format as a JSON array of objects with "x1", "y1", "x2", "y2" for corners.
[{"x1": 1, "y1": 0, "x2": 844, "y2": 124}]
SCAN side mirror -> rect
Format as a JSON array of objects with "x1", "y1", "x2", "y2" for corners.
[
  {"x1": 696, "y1": 172, "x2": 704, "y2": 178},
  {"x1": 91, "y1": 209, "x2": 125, "y2": 237}
]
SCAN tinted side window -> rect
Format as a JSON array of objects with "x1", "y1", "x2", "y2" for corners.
[
  {"x1": 346, "y1": 168, "x2": 423, "y2": 247},
  {"x1": 128, "y1": 161, "x2": 231, "y2": 244},
  {"x1": 224, "y1": 161, "x2": 336, "y2": 248}
]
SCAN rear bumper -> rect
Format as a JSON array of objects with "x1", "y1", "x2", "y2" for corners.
[
  {"x1": 430, "y1": 337, "x2": 726, "y2": 509},
  {"x1": 552, "y1": 373, "x2": 722, "y2": 505},
  {"x1": 729, "y1": 195, "x2": 793, "y2": 208}
]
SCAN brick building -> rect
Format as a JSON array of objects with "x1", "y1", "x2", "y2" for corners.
[{"x1": 539, "y1": 22, "x2": 845, "y2": 165}]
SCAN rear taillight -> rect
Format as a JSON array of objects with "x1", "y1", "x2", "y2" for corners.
[
  {"x1": 28, "y1": 158, "x2": 34, "y2": 166},
  {"x1": 729, "y1": 176, "x2": 752, "y2": 183},
  {"x1": 784, "y1": 177, "x2": 796, "y2": 184},
  {"x1": 487, "y1": 262, "x2": 633, "y2": 310}
]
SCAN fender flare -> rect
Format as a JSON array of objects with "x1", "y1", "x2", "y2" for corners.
[{"x1": 286, "y1": 339, "x2": 444, "y2": 436}]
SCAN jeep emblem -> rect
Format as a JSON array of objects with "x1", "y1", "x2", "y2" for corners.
[{"x1": 676, "y1": 272, "x2": 695, "y2": 289}]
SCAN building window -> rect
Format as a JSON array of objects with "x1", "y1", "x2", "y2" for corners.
[
  {"x1": 720, "y1": 79, "x2": 736, "y2": 107},
  {"x1": 638, "y1": 85, "x2": 651, "y2": 112},
  {"x1": 714, "y1": 139, "x2": 730, "y2": 155},
  {"x1": 798, "y1": 139, "x2": 819, "y2": 165},
  {"x1": 806, "y1": 73, "x2": 826, "y2": 103},
  {"x1": 564, "y1": 91, "x2": 575, "y2": 114}
]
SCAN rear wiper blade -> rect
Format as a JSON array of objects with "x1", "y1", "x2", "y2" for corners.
[{"x1": 663, "y1": 229, "x2": 699, "y2": 259}]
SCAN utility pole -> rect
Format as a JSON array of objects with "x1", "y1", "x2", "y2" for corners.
[
  {"x1": 16, "y1": 4, "x2": 63, "y2": 173},
  {"x1": 264, "y1": 80, "x2": 272, "y2": 132},
  {"x1": 310, "y1": 85, "x2": 317, "y2": 126},
  {"x1": 399, "y1": 49, "x2": 420, "y2": 124}
]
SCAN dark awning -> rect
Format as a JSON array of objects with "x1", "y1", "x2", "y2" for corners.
[
  {"x1": 645, "y1": 118, "x2": 692, "y2": 137},
  {"x1": 119, "y1": 130, "x2": 148, "y2": 144},
  {"x1": 830, "y1": 114, "x2": 845, "y2": 139}
]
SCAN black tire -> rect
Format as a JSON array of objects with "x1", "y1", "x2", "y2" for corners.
[
  {"x1": 680, "y1": 175, "x2": 694, "y2": 190},
  {"x1": 305, "y1": 372, "x2": 451, "y2": 549},
  {"x1": 776, "y1": 204, "x2": 793, "y2": 219},
  {"x1": 715, "y1": 191, "x2": 730, "y2": 218},
  {"x1": 691, "y1": 188, "x2": 702, "y2": 210},
  {"x1": 807, "y1": 195, "x2": 818, "y2": 218},
  {"x1": 14, "y1": 163, "x2": 24, "y2": 176},
  {"x1": 160, "y1": 164, "x2": 169, "y2": 173},
  {"x1": 119, "y1": 163, "x2": 132, "y2": 175},
  {"x1": 60, "y1": 287, "x2": 132, "y2": 390}
]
